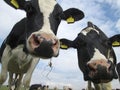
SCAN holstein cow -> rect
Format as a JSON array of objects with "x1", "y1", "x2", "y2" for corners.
[
  {"x1": 63, "y1": 86, "x2": 72, "y2": 90},
  {"x1": 29, "y1": 84, "x2": 42, "y2": 90},
  {"x1": 0, "y1": 0, "x2": 84, "y2": 90},
  {"x1": 60, "y1": 22, "x2": 118, "y2": 90}
]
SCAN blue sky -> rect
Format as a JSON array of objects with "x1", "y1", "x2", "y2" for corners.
[{"x1": 0, "y1": 0, "x2": 120, "y2": 89}]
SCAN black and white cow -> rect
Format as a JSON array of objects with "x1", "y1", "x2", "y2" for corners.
[
  {"x1": 0, "y1": 0, "x2": 84, "y2": 90},
  {"x1": 29, "y1": 84, "x2": 42, "y2": 90},
  {"x1": 60, "y1": 22, "x2": 118, "y2": 89}
]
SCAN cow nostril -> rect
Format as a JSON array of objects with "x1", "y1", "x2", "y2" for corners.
[
  {"x1": 87, "y1": 63, "x2": 96, "y2": 71},
  {"x1": 49, "y1": 38, "x2": 58, "y2": 46},
  {"x1": 107, "y1": 61, "x2": 112, "y2": 70},
  {"x1": 32, "y1": 34, "x2": 40, "y2": 45},
  {"x1": 32, "y1": 34, "x2": 44, "y2": 46},
  {"x1": 108, "y1": 64, "x2": 112, "y2": 71},
  {"x1": 53, "y1": 39, "x2": 58, "y2": 45}
]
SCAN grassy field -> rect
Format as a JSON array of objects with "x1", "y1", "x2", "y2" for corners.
[
  {"x1": 0, "y1": 86, "x2": 119, "y2": 90},
  {"x1": 0, "y1": 86, "x2": 26, "y2": 90},
  {"x1": 0, "y1": 85, "x2": 63, "y2": 90},
  {"x1": 0, "y1": 86, "x2": 9, "y2": 90}
]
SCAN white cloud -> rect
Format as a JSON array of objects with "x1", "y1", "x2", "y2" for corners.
[{"x1": 116, "y1": 19, "x2": 120, "y2": 30}]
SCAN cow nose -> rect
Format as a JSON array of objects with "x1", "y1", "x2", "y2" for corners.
[
  {"x1": 33, "y1": 34, "x2": 58, "y2": 46},
  {"x1": 87, "y1": 60, "x2": 111, "y2": 71},
  {"x1": 29, "y1": 33, "x2": 59, "y2": 58}
]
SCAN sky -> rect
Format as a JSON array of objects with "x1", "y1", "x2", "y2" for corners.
[{"x1": 0, "y1": 0, "x2": 120, "y2": 90}]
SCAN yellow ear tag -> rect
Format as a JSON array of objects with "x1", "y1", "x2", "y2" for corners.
[
  {"x1": 112, "y1": 41, "x2": 120, "y2": 46},
  {"x1": 66, "y1": 16, "x2": 75, "y2": 24},
  {"x1": 60, "y1": 45, "x2": 68, "y2": 49},
  {"x1": 11, "y1": 0, "x2": 19, "y2": 9}
]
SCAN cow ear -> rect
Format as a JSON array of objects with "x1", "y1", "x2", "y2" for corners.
[
  {"x1": 60, "y1": 39, "x2": 69, "y2": 49},
  {"x1": 4, "y1": 0, "x2": 26, "y2": 9},
  {"x1": 60, "y1": 39, "x2": 74, "y2": 49},
  {"x1": 109, "y1": 34, "x2": 120, "y2": 47},
  {"x1": 112, "y1": 41, "x2": 120, "y2": 47},
  {"x1": 62, "y1": 8, "x2": 84, "y2": 24}
]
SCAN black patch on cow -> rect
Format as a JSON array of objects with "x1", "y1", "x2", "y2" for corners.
[
  {"x1": 29, "y1": 84, "x2": 42, "y2": 90},
  {"x1": 49, "y1": 4, "x2": 63, "y2": 35},
  {"x1": 0, "y1": 39, "x2": 7, "y2": 62},
  {"x1": 34, "y1": 40, "x2": 53, "y2": 58},
  {"x1": 5, "y1": 18, "x2": 26, "y2": 49}
]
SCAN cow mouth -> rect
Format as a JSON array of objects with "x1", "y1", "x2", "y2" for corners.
[
  {"x1": 86, "y1": 60, "x2": 116, "y2": 83},
  {"x1": 88, "y1": 69, "x2": 112, "y2": 83},
  {"x1": 88, "y1": 60, "x2": 118, "y2": 84},
  {"x1": 28, "y1": 34, "x2": 60, "y2": 58}
]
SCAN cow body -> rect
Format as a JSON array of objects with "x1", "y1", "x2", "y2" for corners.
[
  {"x1": 0, "y1": 0, "x2": 84, "y2": 90},
  {"x1": 29, "y1": 84, "x2": 42, "y2": 90},
  {"x1": 60, "y1": 22, "x2": 118, "y2": 90}
]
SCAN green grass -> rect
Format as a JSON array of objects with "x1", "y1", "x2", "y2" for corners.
[
  {"x1": 0, "y1": 86, "x2": 8, "y2": 90},
  {"x1": 0, "y1": 86, "x2": 63, "y2": 90},
  {"x1": 0, "y1": 85, "x2": 25, "y2": 90}
]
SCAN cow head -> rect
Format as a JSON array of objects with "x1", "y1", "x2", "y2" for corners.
[
  {"x1": 60, "y1": 22, "x2": 118, "y2": 83},
  {"x1": 4, "y1": 0, "x2": 84, "y2": 58}
]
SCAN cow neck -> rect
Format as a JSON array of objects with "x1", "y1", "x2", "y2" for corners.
[
  {"x1": 23, "y1": 18, "x2": 30, "y2": 54},
  {"x1": 25, "y1": 19, "x2": 28, "y2": 43}
]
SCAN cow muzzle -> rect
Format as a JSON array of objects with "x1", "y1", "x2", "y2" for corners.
[
  {"x1": 27, "y1": 33, "x2": 60, "y2": 58},
  {"x1": 86, "y1": 60, "x2": 118, "y2": 83}
]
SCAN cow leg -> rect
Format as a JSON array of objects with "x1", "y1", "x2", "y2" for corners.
[
  {"x1": 0, "y1": 45, "x2": 11, "y2": 85},
  {"x1": 101, "y1": 82, "x2": 111, "y2": 90},
  {"x1": 93, "y1": 82, "x2": 111, "y2": 90},
  {"x1": 15, "y1": 74, "x2": 23, "y2": 90},
  {"x1": 23, "y1": 58, "x2": 39, "y2": 90},
  {"x1": 93, "y1": 83, "x2": 102, "y2": 90},
  {"x1": 8, "y1": 72, "x2": 14, "y2": 90},
  {"x1": 87, "y1": 81, "x2": 93, "y2": 90}
]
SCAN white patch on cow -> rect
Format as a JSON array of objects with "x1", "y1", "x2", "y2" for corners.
[
  {"x1": 7, "y1": 45, "x2": 33, "y2": 73},
  {"x1": 11, "y1": 85, "x2": 15, "y2": 90},
  {"x1": 38, "y1": 87, "x2": 41, "y2": 90},
  {"x1": 38, "y1": 0, "x2": 57, "y2": 34},
  {"x1": 81, "y1": 27, "x2": 99, "y2": 36},
  {"x1": 88, "y1": 48, "x2": 107, "y2": 64},
  {"x1": 107, "y1": 49, "x2": 114, "y2": 63},
  {"x1": 108, "y1": 57, "x2": 114, "y2": 63},
  {"x1": 0, "y1": 45, "x2": 40, "y2": 89}
]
